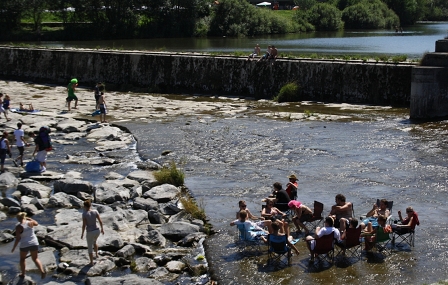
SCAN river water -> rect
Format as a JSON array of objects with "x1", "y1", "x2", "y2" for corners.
[
  {"x1": 17, "y1": 22, "x2": 448, "y2": 59},
  {"x1": 121, "y1": 101, "x2": 448, "y2": 285}
]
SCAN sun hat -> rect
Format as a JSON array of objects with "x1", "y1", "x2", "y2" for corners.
[
  {"x1": 288, "y1": 200, "x2": 301, "y2": 208},
  {"x1": 288, "y1": 174, "x2": 298, "y2": 180},
  {"x1": 70, "y1": 78, "x2": 78, "y2": 84}
]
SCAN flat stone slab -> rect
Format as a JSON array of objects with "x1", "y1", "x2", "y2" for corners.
[{"x1": 20, "y1": 171, "x2": 64, "y2": 180}]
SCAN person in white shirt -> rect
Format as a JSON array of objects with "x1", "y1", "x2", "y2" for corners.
[
  {"x1": 305, "y1": 216, "x2": 341, "y2": 261},
  {"x1": 14, "y1": 122, "x2": 28, "y2": 167}
]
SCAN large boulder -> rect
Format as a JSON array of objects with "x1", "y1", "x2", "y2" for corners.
[
  {"x1": 127, "y1": 170, "x2": 156, "y2": 184},
  {"x1": 137, "y1": 230, "x2": 166, "y2": 248},
  {"x1": 1, "y1": 197, "x2": 20, "y2": 207},
  {"x1": 158, "y1": 222, "x2": 200, "y2": 241},
  {"x1": 142, "y1": 184, "x2": 179, "y2": 203},
  {"x1": 25, "y1": 247, "x2": 57, "y2": 272},
  {"x1": 133, "y1": 257, "x2": 157, "y2": 272},
  {"x1": 56, "y1": 118, "x2": 86, "y2": 133},
  {"x1": 54, "y1": 178, "x2": 94, "y2": 194},
  {"x1": 133, "y1": 197, "x2": 158, "y2": 211},
  {"x1": 17, "y1": 183, "x2": 52, "y2": 199},
  {"x1": 86, "y1": 275, "x2": 164, "y2": 285},
  {"x1": 115, "y1": 244, "x2": 135, "y2": 258},
  {"x1": 0, "y1": 172, "x2": 19, "y2": 187},
  {"x1": 95, "y1": 182, "x2": 130, "y2": 204},
  {"x1": 48, "y1": 192, "x2": 83, "y2": 208}
]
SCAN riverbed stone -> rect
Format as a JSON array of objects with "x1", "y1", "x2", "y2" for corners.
[
  {"x1": 136, "y1": 160, "x2": 162, "y2": 170},
  {"x1": 59, "y1": 248, "x2": 90, "y2": 264},
  {"x1": 77, "y1": 191, "x2": 93, "y2": 201},
  {"x1": 148, "y1": 210, "x2": 167, "y2": 224},
  {"x1": 104, "y1": 172, "x2": 124, "y2": 180},
  {"x1": 127, "y1": 170, "x2": 156, "y2": 183},
  {"x1": 87, "y1": 126, "x2": 123, "y2": 140},
  {"x1": 129, "y1": 186, "x2": 142, "y2": 199},
  {"x1": 53, "y1": 178, "x2": 94, "y2": 194},
  {"x1": 95, "y1": 141, "x2": 129, "y2": 152},
  {"x1": 115, "y1": 244, "x2": 135, "y2": 258},
  {"x1": 63, "y1": 132, "x2": 86, "y2": 140},
  {"x1": 56, "y1": 118, "x2": 86, "y2": 133},
  {"x1": 0, "y1": 230, "x2": 14, "y2": 242},
  {"x1": 0, "y1": 211, "x2": 7, "y2": 222},
  {"x1": 81, "y1": 257, "x2": 116, "y2": 277},
  {"x1": 0, "y1": 172, "x2": 19, "y2": 187},
  {"x1": 48, "y1": 192, "x2": 83, "y2": 208},
  {"x1": 134, "y1": 257, "x2": 157, "y2": 272},
  {"x1": 165, "y1": 260, "x2": 186, "y2": 273},
  {"x1": 1, "y1": 197, "x2": 20, "y2": 207},
  {"x1": 17, "y1": 183, "x2": 52, "y2": 199},
  {"x1": 25, "y1": 247, "x2": 57, "y2": 271},
  {"x1": 55, "y1": 208, "x2": 82, "y2": 226},
  {"x1": 142, "y1": 184, "x2": 179, "y2": 203},
  {"x1": 106, "y1": 178, "x2": 140, "y2": 189},
  {"x1": 8, "y1": 206, "x2": 21, "y2": 214},
  {"x1": 86, "y1": 275, "x2": 164, "y2": 285},
  {"x1": 95, "y1": 182, "x2": 130, "y2": 204},
  {"x1": 137, "y1": 230, "x2": 166, "y2": 247},
  {"x1": 158, "y1": 222, "x2": 200, "y2": 241},
  {"x1": 133, "y1": 197, "x2": 158, "y2": 211},
  {"x1": 177, "y1": 232, "x2": 208, "y2": 247},
  {"x1": 21, "y1": 203, "x2": 41, "y2": 216},
  {"x1": 60, "y1": 155, "x2": 117, "y2": 166}
]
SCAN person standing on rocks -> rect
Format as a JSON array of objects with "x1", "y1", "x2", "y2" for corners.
[
  {"x1": 0, "y1": 131, "x2": 12, "y2": 173},
  {"x1": 81, "y1": 200, "x2": 104, "y2": 266},
  {"x1": 66, "y1": 78, "x2": 78, "y2": 111},
  {"x1": 11, "y1": 212, "x2": 46, "y2": 279},
  {"x1": 14, "y1": 122, "x2": 28, "y2": 167},
  {"x1": 32, "y1": 126, "x2": 51, "y2": 173},
  {"x1": 93, "y1": 82, "x2": 103, "y2": 110},
  {"x1": 0, "y1": 93, "x2": 11, "y2": 121},
  {"x1": 98, "y1": 91, "x2": 107, "y2": 123}
]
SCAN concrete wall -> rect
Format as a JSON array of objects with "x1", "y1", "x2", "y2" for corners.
[{"x1": 0, "y1": 47, "x2": 413, "y2": 106}]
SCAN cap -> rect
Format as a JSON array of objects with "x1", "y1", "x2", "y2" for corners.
[
  {"x1": 288, "y1": 174, "x2": 298, "y2": 180},
  {"x1": 71, "y1": 78, "x2": 78, "y2": 84}
]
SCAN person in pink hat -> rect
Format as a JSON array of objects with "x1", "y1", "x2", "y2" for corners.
[{"x1": 288, "y1": 200, "x2": 313, "y2": 235}]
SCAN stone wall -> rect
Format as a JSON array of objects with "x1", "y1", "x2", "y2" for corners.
[{"x1": 0, "y1": 47, "x2": 414, "y2": 106}]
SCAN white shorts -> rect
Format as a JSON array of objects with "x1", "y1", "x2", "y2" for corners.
[
  {"x1": 36, "y1": 150, "x2": 47, "y2": 162},
  {"x1": 86, "y1": 229, "x2": 100, "y2": 253}
]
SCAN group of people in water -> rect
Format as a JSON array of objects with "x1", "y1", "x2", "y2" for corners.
[
  {"x1": 231, "y1": 174, "x2": 420, "y2": 261},
  {"x1": 247, "y1": 44, "x2": 278, "y2": 64}
]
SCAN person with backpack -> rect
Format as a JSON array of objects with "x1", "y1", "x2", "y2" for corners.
[
  {"x1": 32, "y1": 126, "x2": 52, "y2": 172},
  {"x1": 0, "y1": 131, "x2": 12, "y2": 173}
]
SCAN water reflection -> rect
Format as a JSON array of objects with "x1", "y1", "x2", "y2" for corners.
[{"x1": 13, "y1": 22, "x2": 448, "y2": 59}]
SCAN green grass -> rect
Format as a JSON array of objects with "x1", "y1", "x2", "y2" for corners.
[
  {"x1": 154, "y1": 161, "x2": 185, "y2": 187},
  {"x1": 21, "y1": 12, "x2": 62, "y2": 23},
  {"x1": 179, "y1": 194, "x2": 207, "y2": 221}
]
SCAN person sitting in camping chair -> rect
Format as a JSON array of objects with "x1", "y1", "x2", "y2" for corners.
[
  {"x1": 262, "y1": 220, "x2": 300, "y2": 255},
  {"x1": 230, "y1": 210, "x2": 267, "y2": 239},
  {"x1": 394, "y1": 206, "x2": 419, "y2": 234}
]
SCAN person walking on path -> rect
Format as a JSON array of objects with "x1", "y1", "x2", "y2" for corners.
[
  {"x1": 66, "y1": 78, "x2": 78, "y2": 111},
  {"x1": 98, "y1": 92, "x2": 107, "y2": 123},
  {"x1": 81, "y1": 200, "x2": 105, "y2": 266},
  {"x1": 14, "y1": 122, "x2": 28, "y2": 167},
  {"x1": 0, "y1": 93, "x2": 11, "y2": 121},
  {"x1": 0, "y1": 131, "x2": 12, "y2": 173},
  {"x1": 11, "y1": 212, "x2": 46, "y2": 279}
]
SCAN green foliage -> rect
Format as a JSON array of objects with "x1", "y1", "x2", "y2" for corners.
[
  {"x1": 273, "y1": 82, "x2": 301, "y2": 103},
  {"x1": 392, "y1": 54, "x2": 407, "y2": 63},
  {"x1": 179, "y1": 195, "x2": 207, "y2": 221},
  {"x1": 383, "y1": 0, "x2": 421, "y2": 25},
  {"x1": 306, "y1": 3, "x2": 343, "y2": 31},
  {"x1": 342, "y1": 0, "x2": 399, "y2": 29},
  {"x1": 294, "y1": 0, "x2": 316, "y2": 10},
  {"x1": 154, "y1": 161, "x2": 185, "y2": 187}
]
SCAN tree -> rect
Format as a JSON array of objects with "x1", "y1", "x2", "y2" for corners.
[
  {"x1": 24, "y1": 0, "x2": 50, "y2": 32},
  {"x1": 0, "y1": 0, "x2": 27, "y2": 31},
  {"x1": 294, "y1": 0, "x2": 316, "y2": 10},
  {"x1": 383, "y1": 0, "x2": 421, "y2": 25},
  {"x1": 342, "y1": 0, "x2": 399, "y2": 29},
  {"x1": 306, "y1": 3, "x2": 343, "y2": 30}
]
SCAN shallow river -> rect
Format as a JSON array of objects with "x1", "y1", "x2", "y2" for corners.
[{"x1": 122, "y1": 103, "x2": 448, "y2": 285}]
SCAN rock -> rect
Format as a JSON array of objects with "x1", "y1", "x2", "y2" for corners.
[
  {"x1": 148, "y1": 266, "x2": 170, "y2": 278},
  {"x1": 168, "y1": 211, "x2": 189, "y2": 223},
  {"x1": 86, "y1": 126, "x2": 123, "y2": 140},
  {"x1": 165, "y1": 260, "x2": 186, "y2": 273},
  {"x1": 63, "y1": 132, "x2": 86, "y2": 140},
  {"x1": 142, "y1": 184, "x2": 179, "y2": 203},
  {"x1": 53, "y1": 178, "x2": 94, "y2": 194},
  {"x1": 60, "y1": 155, "x2": 117, "y2": 166},
  {"x1": 95, "y1": 182, "x2": 130, "y2": 204},
  {"x1": 127, "y1": 242, "x2": 152, "y2": 254},
  {"x1": 0, "y1": 230, "x2": 14, "y2": 243},
  {"x1": 95, "y1": 142, "x2": 129, "y2": 152},
  {"x1": 114, "y1": 257, "x2": 131, "y2": 267},
  {"x1": 127, "y1": 170, "x2": 156, "y2": 183},
  {"x1": 0, "y1": 172, "x2": 19, "y2": 187},
  {"x1": 77, "y1": 191, "x2": 93, "y2": 201},
  {"x1": 0, "y1": 211, "x2": 7, "y2": 221},
  {"x1": 63, "y1": 171, "x2": 83, "y2": 179},
  {"x1": 56, "y1": 118, "x2": 86, "y2": 133},
  {"x1": 148, "y1": 210, "x2": 166, "y2": 224},
  {"x1": 17, "y1": 183, "x2": 52, "y2": 199},
  {"x1": 30, "y1": 197, "x2": 45, "y2": 210},
  {"x1": 8, "y1": 207, "x2": 21, "y2": 214},
  {"x1": 86, "y1": 275, "x2": 164, "y2": 285},
  {"x1": 54, "y1": 209, "x2": 82, "y2": 226},
  {"x1": 158, "y1": 222, "x2": 200, "y2": 242},
  {"x1": 129, "y1": 186, "x2": 142, "y2": 199},
  {"x1": 19, "y1": 171, "x2": 64, "y2": 180},
  {"x1": 133, "y1": 197, "x2": 158, "y2": 211},
  {"x1": 104, "y1": 172, "x2": 124, "y2": 180},
  {"x1": 177, "y1": 232, "x2": 208, "y2": 247},
  {"x1": 106, "y1": 178, "x2": 140, "y2": 189},
  {"x1": 21, "y1": 204, "x2": 41, "y2": 216},
  {"x1": 133, "y1": 257, "x2": 157, "y2": 272},
  {"x1": 136, "y1": 160, "x2": 162, "y2": 170},
  {"x1": 21, "y1": 196, "x2": 33, "y2": 205},
  {"x1": 1, "y1": 197, "x2": 20, "y2": 207},
  {"x1": 25, "y1": 247, "x2": 57, "y2": 272},
  {"x1": 8, "y1": 274, "x2": 35, "y2": 284},
  {"x1": 81, "y1": 257, "x2": 116, "y2": 277},
  {"x1": 59, "y1": 248, "x2": 90, "y2": 264},
  {"x1": 115, "y1": 244, "x2": 135, "y2": 258},
  {"x1": 48, "y1": 192, "x2": 83, "y2": 208},
  {"x1": 138, "y1": 230, "x2": 166, "y2": 248}
]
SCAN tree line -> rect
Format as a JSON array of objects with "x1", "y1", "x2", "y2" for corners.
[{"x1": 0, "y1": 0, "x2": 446, "y2": 40}]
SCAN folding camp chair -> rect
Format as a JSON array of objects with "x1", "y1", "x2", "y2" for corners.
[
  {"x1": 335, "y1": 227, "x2": 362, "y2": 262},
  {"x1": 273, "y1": 202, "x2": 294, "y2": 222},
  {"x1": 267, "y1": 234, "x2": 299, "y2": 268},
  {"x1": 360, "y1": 199, "x2": 394, "y2": 224},
  {"x1": 374, "y1": 226, "x2": 392, "y2": 256},
  {"x1": 392, "y1": 228, "x2": 415, "y2": 248},
  {"x1": 235, "y1": 224, "x2": 265, "y2": 255},
  {"x1": 303, "y1": 201, "x2": 324, "y2": 232},
  {"x1": 309, "y1": 231, "x2": 335, "y2": 265}
]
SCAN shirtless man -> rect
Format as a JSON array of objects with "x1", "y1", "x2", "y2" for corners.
[
  {"x1": 98, "y1": 92, "x2": 107, "y2": 123},
  {"x1": 329, "y1": 194, "x2": 353, "y2": 233},
  {"x1": 270, "y1": 45, "x2": 278, "y2": 64},
  {"x1": 247, "y1": 44, "x2": 261, "y2": 61}
]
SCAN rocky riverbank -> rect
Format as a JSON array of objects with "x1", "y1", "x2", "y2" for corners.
[{"x1": 0, "y1": 79, "x2": 213, "y2": 285}]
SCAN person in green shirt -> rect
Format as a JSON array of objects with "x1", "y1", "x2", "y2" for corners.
[{"x1": 67, "y1": 78, "x2": 78, "y2": 111}]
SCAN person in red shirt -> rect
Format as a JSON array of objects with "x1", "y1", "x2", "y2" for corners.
[
  {"x1": 395, "y1": 206, "x2": 419, "y2": 234},
  {"x1": 285, "y1": 174, "x2": 298, "y2": 199}
]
